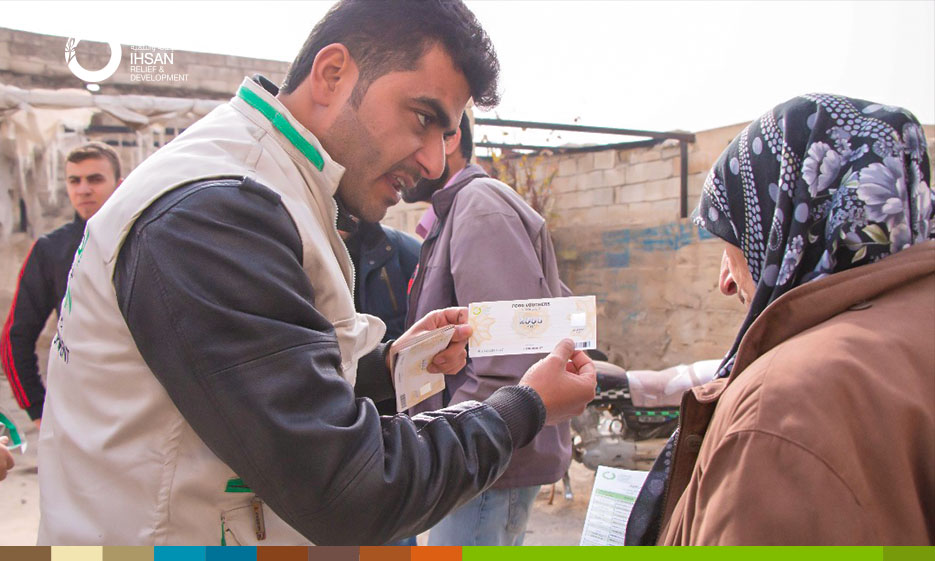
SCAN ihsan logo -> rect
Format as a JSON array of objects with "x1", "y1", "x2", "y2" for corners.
[{"x1": 65, "y1": 37, "x2": 122, "y2": 83}]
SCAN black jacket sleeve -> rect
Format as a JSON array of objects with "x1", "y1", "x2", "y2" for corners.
[
  {"x1": 113, "y1": 178, "x2": 545, "y2": 545},
  {"x1": 1, "y1": 239, "x2": 56, "y2": 420}
]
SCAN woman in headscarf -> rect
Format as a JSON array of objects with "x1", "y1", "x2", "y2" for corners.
[{"x1": 626, "y1": 94, "x2": 934, "y2": 545}]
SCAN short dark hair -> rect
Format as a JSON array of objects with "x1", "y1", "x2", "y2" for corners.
[
  {"x1": 458, "y1": 112, "x2": 473, "y2": 161},
  {"x1": 281, "y1": 0, "x2": 500, "y2": 108},
  {"x1": 66, "y1": 141, "x2": 121, "y2": 179}
]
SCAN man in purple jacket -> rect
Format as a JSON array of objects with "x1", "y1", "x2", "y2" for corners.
[{"x1": 403, "y1": 113, "x2": 571, "y2": 546}]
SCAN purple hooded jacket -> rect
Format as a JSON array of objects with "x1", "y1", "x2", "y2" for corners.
[{"x1": 407, "y1": 163, "x2": 571, "y2": 488}]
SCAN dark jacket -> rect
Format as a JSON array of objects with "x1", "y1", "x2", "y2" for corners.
[
  {"x1": 2, "y1": 216, "x2": 85, "y2": 420},
  {"x1": 111, "y1": 178, "x2": 548, "y2": 544},
  {"x1": 407, "y1": 164, "x2": 572, "y2": 488},
  {"x1": 347, "y1": 222, "x2": 421, "y2": 341},
  {"x1": 658, "y1": 242, "x2": 934, "y2": 545}
]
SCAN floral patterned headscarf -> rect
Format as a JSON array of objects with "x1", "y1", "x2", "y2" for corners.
[
  {"x1": 626, "y1": 94, "x2": 933, "y2": 546},
  {"x1": 696, "y1": 93, "x2": 933, "y2": 378}
]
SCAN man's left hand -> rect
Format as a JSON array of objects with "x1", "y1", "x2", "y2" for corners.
[{"x1": 388, "y1": 307, "x2": 473, "y2": 375}]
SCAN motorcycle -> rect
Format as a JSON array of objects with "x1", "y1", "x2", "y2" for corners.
[{"x1": 553, "y1": 357, "x2": 720, "y2": 501}]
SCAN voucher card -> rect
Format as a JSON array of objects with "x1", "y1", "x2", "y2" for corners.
[
  {"x1": 393, "y1": 325, "x2": 456, "y2": 412},
  {"x1": 467, "y1": 295, "x2": 597, "y2": 358}
]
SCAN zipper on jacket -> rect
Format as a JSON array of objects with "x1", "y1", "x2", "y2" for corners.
[
  {"x1": 332, "y1": 200, "x2": 356, "y2": 299},
  {"x1": 380, "y1": 268, "x2": 399, "y2": 312},
  {"x1": 654, "y1": 426, "x2": 679, "y2": 544}
]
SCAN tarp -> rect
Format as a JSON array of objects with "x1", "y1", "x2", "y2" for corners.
[{"x1": 0, "y1": 83, "x2": 223, "y2": 238}]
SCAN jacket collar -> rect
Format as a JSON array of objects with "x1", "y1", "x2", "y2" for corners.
[
  {"x1": 231, "y1": 75, "x2": 345, "y2": 196},
  {"x1": 691, "y1": 240, "x2": 935, "y2": 406},
  {"x1": 730, "y1": 240, "x2": 934, "y2": 383},
  {"x1": 429, "y1": 163, "x2": 489, "y2": 221},
  {"x1": 356, "y1": 220, "x2": 388, "y2": 250}
]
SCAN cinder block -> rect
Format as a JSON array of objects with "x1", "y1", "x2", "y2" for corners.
[
  {"x1": 688, "y1": 153, "x2": 713, "y2": 175},
  {"x1": 593, "y1": 149, "x2": 616, "y2": 170},
  {"x1": 645, "y1": 177, "x2": 681, "y2": 201},
  {"x1": 627, "y1": 159, "x2": 674, "y2": 184},
  {"x1": 551, "y1": 175, "x2": 578, "y2": 194},
  {"x1": 261, "y1": 59, "x2": 290, "y2": 73},
  {"x1": 615, "y1": 183, "x2": 648, "y2": 204},
  {"x1": 558, "y1": 157, "x2": 577, "y2": 177},
  {"x1": 590, "y1": 187, "x2": 615, "y2": 207},
  {"x1": 576, "y1": 153, "x2": 595, "y2": 174},
  {"x1": 185, "y1": 64, "x2": 217, "y2": 80},
  {"x1": 661, "y1": 145, "x2": 681, "y2": 159},
  {"x1": 207, "y1": 65, "x2": 242, "y2": 81},
  {"x1": 581, "y1": 170, "x2": 605, "y2": 190},
  {"x1": 626, "y1": 199, "x2": 680, "y2": 224},
  {"x1": 8, "y1": 59, "x2": 46, "y2": 75},
  {"x1": 557, "y1": 191, "x2": 588, "y2": 210},
  {"x1": 202, "y1": 79, "x2": 234, "y2": 93},
  {"x1": 201, "y1": 52, "x2": 229, "y2": 67},
  {"x1": 13, "y1": 30, "x2": 46, "y2": 46},
  {"x1": 600, "y1": 204, "x2": 629, "y2": 225},
  {"x1": 603, "y1": 167, "x2": 627, "y2": 187},
  {"x1": 554, "y1": 207, "x2": 586, "y2": 226},
  {"x1": 688, "y1": 171, "x2": 707, "y2": 198},
  {"x1": 615, "y1": 177, "x2": 680, "y2": 204},
  {"x1": 629, "y1": 147, "x2": 663, "y2": 163},
  {"x1": 9, "y1": 41, "x2": 41, "y2": 57},
  {"x1": 266, "y1": 71, "x2": 287, "y2": 84}
]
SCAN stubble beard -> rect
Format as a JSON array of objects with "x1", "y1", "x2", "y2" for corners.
[{"x1": 328, "y1": 105, "x2": 387, "y2": 223}]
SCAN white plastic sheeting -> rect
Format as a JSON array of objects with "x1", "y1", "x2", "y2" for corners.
[{"x1": 0, "y1": 83, "x2": 222, "y2": 238}]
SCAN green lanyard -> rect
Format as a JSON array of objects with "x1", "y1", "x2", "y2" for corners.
[
  {"x1": 0, "y1": 410, "x2": 26, "y2": 453},
  {"x1": 236, "y1": 85, "x2": 325, "y2": 171}
]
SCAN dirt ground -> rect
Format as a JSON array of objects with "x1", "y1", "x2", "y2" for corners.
[
  {"x1": 0, "y1": 387, "x2": 40, "y2": 546},
  {"x1": 0, "y1": 378, "x2": 594, "y2": 546}
]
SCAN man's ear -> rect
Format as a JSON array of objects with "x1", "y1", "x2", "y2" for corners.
[
  {"x1": 444, "y1": 126, "x2": 462, "y2": 158},
  {"x1": 308, "y1": 43, "x2": 358, "y2": 107}
]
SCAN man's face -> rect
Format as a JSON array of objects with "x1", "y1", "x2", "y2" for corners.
[
  {"x1": 65, "y1": 157, "x2": 120, "y2": 220},
  {"x1": 719, "y1": 243, "x2": 756, "y2": 309},
  {"x1": 325, "y1": 44, "x2": 470, "y2": 222}
]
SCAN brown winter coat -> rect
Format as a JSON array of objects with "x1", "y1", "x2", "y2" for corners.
[{"x1": 659, "y1": 241, "x2": 935, "y2": 545}]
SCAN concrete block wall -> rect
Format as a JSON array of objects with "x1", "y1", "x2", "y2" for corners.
[
  {"x1": 384, "y1": 122, "x2": 935, "y2": 369},
  {"x1": 552, "y1": 220, "x2": 746, "y2": 369},
  {"x1": 541, "y1": 123, "x2": 749, "y2": 230},
  {"x1": 0, "y1": 27, "x2": 290, "y2": 98}
]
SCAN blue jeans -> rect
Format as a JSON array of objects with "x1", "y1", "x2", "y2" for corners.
[
  {"x1": 386, "y1": 536, "x2": 417, "y2": 546},
  {"x1": 427, "y1": 485, "x2": 541, "y2": 546}
]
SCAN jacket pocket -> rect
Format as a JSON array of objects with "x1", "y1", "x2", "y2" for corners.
[
  {"x1": 220, "y1": 499, "x2": 314, "y2": 546},
  {"x1": 378, "y1": 267, "x2": 400, "y2": 313}
]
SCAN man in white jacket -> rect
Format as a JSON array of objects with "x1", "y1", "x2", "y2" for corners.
[{"x1": 37, "y1": 0, "x2": 596, "y2": 546}]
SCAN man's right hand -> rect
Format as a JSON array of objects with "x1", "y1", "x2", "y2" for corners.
[{"x1": 519, "y1": 339, "x2": 596, "y2": 425}]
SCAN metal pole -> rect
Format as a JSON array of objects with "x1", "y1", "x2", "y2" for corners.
[
  {"x1": 680, "y1": 140, "x2": 689, "y2": 219},
  {"x1": 474, "y1": 118, "x2": 696, "y2": 143}
]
